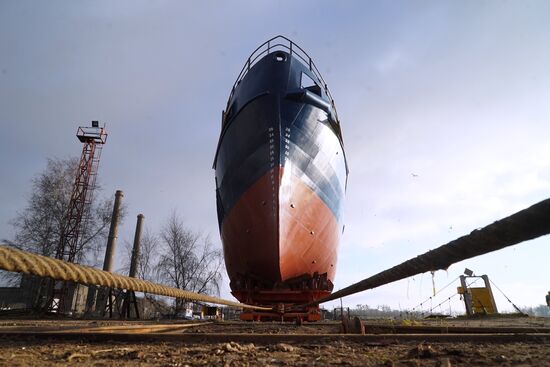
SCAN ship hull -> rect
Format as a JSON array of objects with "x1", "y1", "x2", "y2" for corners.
[
  {"x1": 214, "y1": 38, "x2": 348, "y2": 306},
  {"x1": 220, "y1": 165, "x2": 341, "y2": 304}
]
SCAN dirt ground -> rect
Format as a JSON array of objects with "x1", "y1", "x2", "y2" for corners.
[
  {"x1": 1, "y1": 338, "x2": 549, "y2": 367},
  {"x1": 0, "y1": 317, "x2": 549, "y2": 366}
]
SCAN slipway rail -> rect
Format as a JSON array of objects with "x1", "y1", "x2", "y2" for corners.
[
  {"x1": 1, "y1": 321, "x2": 549, "y2": 343},
  {"x1": 0, "y1": 245, "x2": 271, "y2": 311},
  {"x1": 308, "y1": 198, "x2": 550, "y2": 306}
]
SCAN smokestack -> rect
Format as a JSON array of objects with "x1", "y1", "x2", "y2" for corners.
[
  {"x1": 103, "y1": 190, "x2": 123, "y2": 272},
  {"x1": 128, "y1": 214, "x2": 144, "y2": 278}
]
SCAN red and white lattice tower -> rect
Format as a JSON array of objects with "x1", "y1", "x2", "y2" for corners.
[
  {"x1": 48, "y1": 121, "x2": 107, "y2": 312},
  {"x1": 55, "y1": 122, "x2": 107, "y2": 262}
]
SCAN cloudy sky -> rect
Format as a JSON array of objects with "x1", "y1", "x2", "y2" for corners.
[{"x1": 1, "y1": 1, "x2": 549, "y2": 313}]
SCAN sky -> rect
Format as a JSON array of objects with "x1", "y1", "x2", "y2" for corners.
[{"x1": 1, "y1": 1, "x2": 549, "y2": 314}]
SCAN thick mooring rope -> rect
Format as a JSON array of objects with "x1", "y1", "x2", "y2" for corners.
[
  {"x1": 311, "y1": 198, "x2": 550, "y2": 305},
  {"x1": 0, "y1": 245, "x2": 271, "y2": 311}
]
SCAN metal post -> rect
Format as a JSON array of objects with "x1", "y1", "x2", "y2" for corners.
[
  {"x1": 481, "y1": 275, "x2": 498, "y2": 314},
  {"x1": 103, "y1": 190, "x2": 123, "y2": 272},
  {"x1": 129, "y1": 214, "x2": 144, "y2": 278},
  {"x1": 460, "y1": 275, "x2": 473, "y2": 316}
]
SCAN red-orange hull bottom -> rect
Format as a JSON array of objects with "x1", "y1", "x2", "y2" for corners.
[{"x1": 221, "y1": 166, "x2": 340, "y2": 307}]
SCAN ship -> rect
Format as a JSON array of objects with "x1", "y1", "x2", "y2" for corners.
[{"x1": 213, "y1": 36, "x2": 348, "y2": 321}]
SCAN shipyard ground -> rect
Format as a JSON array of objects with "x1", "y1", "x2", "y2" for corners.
[{"x1": 0, "y1": 317, "x2": 549, "y2": 366}]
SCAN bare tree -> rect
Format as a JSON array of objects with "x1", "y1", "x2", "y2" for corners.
[
  {"x1": 4, "y1": 157, "x2": 118, "y2": 286},
  {"x1": 11, "y1": 157, "x2": 77, "y2": 257},
  {"x1": 120, "y1": 227, "x2": 159, "y2": 282},
  {"x1": 155, "y1": 212, "x2": 223, "y2": 312}
]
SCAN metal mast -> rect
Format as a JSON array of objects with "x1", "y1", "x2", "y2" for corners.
[{"x1": 48, "y1": 121, "x2": 107, "y2": 312}]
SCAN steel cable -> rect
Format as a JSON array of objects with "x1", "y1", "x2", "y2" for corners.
[
  {"x1": 427, "y1": 278, "x2": 480, "y2": 315},
  {"x1": 488, "y1": 278, "x2": 525, "y2": 315},
  {"x1": 411, "y1": 276, "x2": 460, "y2": 312},
  {"x1": 0, "y1": 244, "x2": 271, "y2": 311}
]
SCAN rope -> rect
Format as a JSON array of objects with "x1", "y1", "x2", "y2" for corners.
[
  {"x1": 0, "y1": 245, "x2": 271, "y2": 311},
  {"x1": 308, "y1": 198, "x2": 550, "y2": 306}
]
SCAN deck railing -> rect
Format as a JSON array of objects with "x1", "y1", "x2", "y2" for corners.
[{"x1": 226, "y1": 35, "x2": 340, "y2": 123}]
